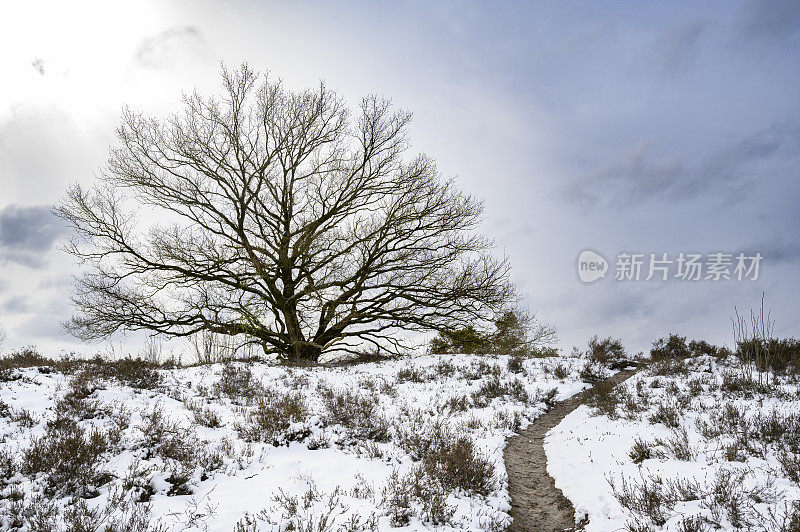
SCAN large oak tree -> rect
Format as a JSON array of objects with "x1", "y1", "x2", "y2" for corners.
[{"x1": 58, "y1": 65, "x2": 514, "y2": 361}]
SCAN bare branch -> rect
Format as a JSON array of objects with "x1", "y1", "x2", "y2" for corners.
[{"x1": 56, "y1": 64, "x2": 514, "y2": 361}]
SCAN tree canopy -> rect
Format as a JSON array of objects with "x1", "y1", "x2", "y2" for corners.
[{"x1": 57, "y1": 64, "x2": 514, "y2": 361}]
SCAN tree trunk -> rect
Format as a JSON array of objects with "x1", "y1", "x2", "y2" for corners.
[{"x1": 286, "y1": 341, "x2": 322, "y2": 362}]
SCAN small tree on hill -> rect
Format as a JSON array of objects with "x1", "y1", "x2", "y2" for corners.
[
  {"x1": 429, "y1": 307, "x2": 556, "y2": 355},
  {"x1": 429, "y1": 325, "x2": 491, "y2": 355}
]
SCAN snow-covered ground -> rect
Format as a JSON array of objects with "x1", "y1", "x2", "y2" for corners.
[
  {"x1": 546, "y1": 354, "x2": 800, "y2": 531},
  {"x1": 0, "y1": 353, "x2": 594, "y2": 531}
]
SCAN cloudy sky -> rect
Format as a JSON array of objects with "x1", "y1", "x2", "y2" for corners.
[{"x1": 0, "y1": 0, "x2": 798, "y2": 357}]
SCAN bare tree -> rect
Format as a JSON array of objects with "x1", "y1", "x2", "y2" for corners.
[
  {"x1": 732, "y1": 292, "x2": 775, "y2": 385},
  {"x1": 191, "y1": 330, "x2": 236, "y2": 364},
  {"x1": 57, "y1": 64, "x2": 514, "y2": 361},
  {"x1": 0, "y1": 324, "x2": 6, "y2": 352}
]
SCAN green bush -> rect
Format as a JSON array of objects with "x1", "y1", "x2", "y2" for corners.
[
  {"x1": 491, "y1": 309, "x2": 529, "y2": 355},
  {"x1": 428, "y1": 326, "x2": 491, "y2": 355},
  {"x1": 429, "y1": 307, "x2": 556, "y2": 356},
  {"x1": 530, "y1": 345, "x2": 560, "y2": 358},
  {"x1": 688, "y1": 339, "x2": 723, "y2": 358},
  {"x1": 588, "y1": 335, "x2": 627, "y2": 365},
  {"x1": 736, "y1": 337, "x2": 800, "y2": 374},
  {"x1": 586, "y1": 380, "x2": 624, "y2": 418},
  {"x1": 650, "y1": 334, "x2": 690, "y2": 361}
]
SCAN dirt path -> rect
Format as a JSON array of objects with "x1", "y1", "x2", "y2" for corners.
[{"x1": 504, "y1": 369, "x2": 637, "y2": 532}]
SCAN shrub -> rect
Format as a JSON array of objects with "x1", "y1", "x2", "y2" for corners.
[
  {"x1": 394, "y1": 421, "x2": 495, "y2": 496},
  {"x1": 47, "y1": 374, "x2": 112, "y2": 426},
  {"x1": 6, "y1": 488, "x2": 161, "y2": 532},
  {"x1": 163, "y1": 463, "x2": 195, "y2": 496},
  {"x1": 552, "y1": 363, "x2": 569, "y2": 380},
  {"x1": 491, "y1": 308, "x2": 556, "y2": 355},
  {"x1": 766, "y1": 338, "x2": 800, "y2": 373},
  {"x1": 22, "y1": 418, "x2": 112, "y2": 498},
  {"x1": 588, "y1": 335, "x2": 626, "y2": 365},
  {"x1": 93, "y1": 356, "x2": 162, "y2": 390},
  {"x1": 320, "y1": 387, "x2": 388, "y2": 442},
  {"x1": 428, "y1": 326, "x2": 490, "y2": 355},
  {"x1": 0, "y1": 350, "x2": 167, "y2": 390},
  {"x1": 236, "y1": 484, "x2": 376, "y2": 531},
  {"x1": 507, "y1": 355, "x2": 524, "y2": 374},
  {"x1": 650, "y1": 334, "x2": 690, "y2": 361},
  {"x1": 421, "y1": 434, "x2": 495, "y2": 496},
  {"x1": 0, "y1": 347, "x2": 71, "y2": 373},
  {"x1": 529, "y1": 346, "x2": 560, "y2": 357},
  {"x1": 687, "y1": 377, "x2": 704, "y2": 396},
  {"x1": 433, "y1": 360, "x2": 456, "y2": 377},
  {"x1": 429, "y1": 307, "x2": 556, "y2": 356},
  {"x1": 0, "y1": 448, "x2": 16, "y2": 481},
  {"x1": 775, "y1": 502, "x2": 800, "y2": 532},
  {"x1": 185, "y1": 398, "x2": 224, "y2": 428},
  {"x1": 688, "y1": 339, "x2": 722, "y2": 358},
  {"x1": 472, "y1": 375, "x2": 528, "y2": 406},
  {"x1": 580, "y1": 362, "x2": 606, "y2": 383},
  {"x1": 139, "y1": 405, "x2": 198, "y2": 466},
  {"x1": 628, "y1": 438, "x2": 664, "y2": 464},
  {"x1": 215, "y1": 362, "x2": 263, "y2": 402},
  {"x1": 703, "y1": 468, "x2": 778, "y2": 529},
  {"x1": 676, "y1": 515, "x2": 712, "y2": 532},
  {"x1": 655, "y1": 427, "x2": 694, "y2": 461},
  {"x1": 396, "y1": 366, "x2": 426, "y2": 383},
  {"x1": 239, "y1": 391, "x2": 309, "y2": 445},
  {"x1": 649, "y1": 357, "x2": 687, "y2": 377},
  {"x1": 609, "y1": 473, "x2": 672, "y2": 526},
  {"x1": 648, "y1": 402, "x2": 680, "y2": 428},
  {"x1": 540, "y1": 387, "x2": 559, "y2": 408},
  {"x1": 720, "y1": 371, "x2": 772, "y2": 396},
  {"x1": 736, "y1": 337, "x2": 800, "y2": 374},
  {"x1": 586, "y1": 380, "x2": 624, "y2": 418},
  {"x1": 779, "y1": 451, "x2": 800, "y2": 484},
  {"x1": 384, "y1": 467, "x2": 455, "y2": 526},
  {"x1": 445, "y1": 394, "x2": 471, "y2": 412},
  {"x1": 613, "y1": 461, "x2": 781, "y2": 529}
]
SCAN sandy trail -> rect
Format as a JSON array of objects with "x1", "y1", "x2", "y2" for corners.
[{"x1": 504, "y1": 369, "x2": 637, "y2": 532}]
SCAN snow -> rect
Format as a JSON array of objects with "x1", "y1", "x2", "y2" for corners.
[
  {"x1": 546, "y1": 404, "x2": 656, "y2": 530},
  {"x1": 546, "y1": 356, "x2": 800, "y2": 531},
  {"x1": 0, "y1": 353, "x2": 591, "y2": 531}
]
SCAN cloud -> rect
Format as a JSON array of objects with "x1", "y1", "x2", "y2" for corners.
[
  {"x1": 1, "y1": 295, "x2": 31, "y2": 314},
  {"x1": 0, "y1": 204, "x2": 64, "y2": 251},
  {"x1": 0, "y1": 204, "x2": 67, "y2": 267},
  {"x1": 740, "y1": 239, "x2": 800, "y2": 265},
  {"x1": 655, "y1": 21, "x2": 707, "y2": 79},
  {"x1": 563, "y1": 123, "x2": 799, "y2": 207},
  {"x1": 736, "y1": 0, "x2": 800, "y2": 45},
  {"x1": 16, "y1": 314, "x2": 71, "y2": 341},
  {"x1": 30, "y1": 58, "x2": 45, "y2": 76},
  {"x1": 0, "y1": 103, "x2": 103, "y2": 205},
  {"x1": 11, "y1": 287, "x2": 75, "y2": 342},
  {"x1": 135, "y1": 26, "x2": 208, "y2": 69},
  {"x1": 38, "y1": 275, "x2": 72, "y2": 290}
]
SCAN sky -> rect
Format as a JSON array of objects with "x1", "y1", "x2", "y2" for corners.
[{"x1": 0, "y1": 0, "x2": 798, "y2": 358}]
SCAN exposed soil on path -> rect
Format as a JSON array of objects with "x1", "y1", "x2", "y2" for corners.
[{"x1": 504, "y1": 368, "x2": 637, "y2": 532}]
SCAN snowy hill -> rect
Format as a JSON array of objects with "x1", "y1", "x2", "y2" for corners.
[{"x1": 0, "y1": 352, "x2": 593, "y2": 531}]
